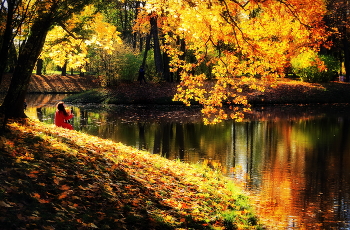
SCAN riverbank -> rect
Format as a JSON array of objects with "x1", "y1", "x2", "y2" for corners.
[
  {"x1": 0, "y1": 119, "x2": 263, "y2": 229},
  {"x1": 3, "y1": 74, "x2": 350, "y2": 105},
  {"x1": 0, "y1": 74, "x2": 100, "y2": 93},
  {"x1": 59, "y1": 77, "x2": 350, "y2": 105}
]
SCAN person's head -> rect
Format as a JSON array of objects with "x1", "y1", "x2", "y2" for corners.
[{"x1": 57, "y1": 102, "x2": 68, "y2": 115}]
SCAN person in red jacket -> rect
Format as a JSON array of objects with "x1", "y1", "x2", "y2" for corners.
[{"x1": 55, "y1": 102, "x2": 74, "y2": 130}]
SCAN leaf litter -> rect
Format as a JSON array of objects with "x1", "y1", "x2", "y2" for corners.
[{"x1": 0, "y1": 119, "x2": 261, "y2": 230}]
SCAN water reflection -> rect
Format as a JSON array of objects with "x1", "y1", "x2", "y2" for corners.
[{"x1": 24, "y1": 95, "x2": 350, "y2": 229}]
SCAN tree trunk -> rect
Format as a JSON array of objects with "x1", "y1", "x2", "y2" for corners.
[
  {"x1": 163, "y1": 51, "x2": 171, "y2": 82},
  {"x1": 141, "y1": 33, "x2": 151, "y2": 68},
  {"x1": 8, "y1": 42, "x2": 17, "y2": 73},
  {"x1": 0, "y1": 0, "x2": 16, "y2": 83},
  {"x1": 1, "y1": 17, "x2": 51, "y2": 118},
  {"x1": 133, "y1": 1, "x2": 141, "y2": 50},
  {"x1": 150, "y1": 15, "x2": 164, "y2": 78},
  {"x1": 62, "y1": 62, "x2": 67, "y2": 76},
  {"x1": 36, "y1": 59, "x2": 43, "y2": 75}
]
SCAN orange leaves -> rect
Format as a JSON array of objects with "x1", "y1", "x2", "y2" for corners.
[
  {"x1": 32, "y1": 193, "x2": 50, "y2": 204},
  {"x1": 2, "y1": 119, "x2": 259, "y2": 229},
  {"x1": 140, "y1": 0, "x2": 328, "y2": 122},
  {"x1": 27, "y1": 170, "x2": 40, "y2": 178},
  {"x1": 60, "y1": 184, "x2": 70, "y2": 191},
  {"x1": 58, "y1": 192, "x2": 69, "y2": 200}
]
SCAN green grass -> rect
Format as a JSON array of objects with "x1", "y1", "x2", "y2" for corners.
[{"x1": 64, "y1": 90, "x2": 107, "y2": 103}]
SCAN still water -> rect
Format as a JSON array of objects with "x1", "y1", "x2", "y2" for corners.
[{"x1": 25, "y1": 94, "x2": 350, "y2": 229}]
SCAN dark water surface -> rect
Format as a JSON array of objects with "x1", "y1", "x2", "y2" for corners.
[{"x1": 25, "y1": 94, "x2": 350, "y2": 229}]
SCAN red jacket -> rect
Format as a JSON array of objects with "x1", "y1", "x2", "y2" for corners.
[{"x1": 55, "y1": 110, "x2": 74, "y2": 130}]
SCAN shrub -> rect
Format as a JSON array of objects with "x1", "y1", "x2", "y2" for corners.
[
  {"x1": 87, "y1": 43, "x2": 158, "y2": 86},
  {"x1": 291, "y1": 51, "x2": 339, "y2": 83}
]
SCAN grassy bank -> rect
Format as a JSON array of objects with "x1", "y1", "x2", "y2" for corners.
[{"x1": 0, "y1": 119, "x2": 262, "y2": 230}]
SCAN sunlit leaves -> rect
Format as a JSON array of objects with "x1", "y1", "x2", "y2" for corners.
[
  {"x1": 41, "y1": 5, "x2": 122, "y2": 71},
  {"x1": 138, "y1": 0, "x2": 328, "y2": 123}
]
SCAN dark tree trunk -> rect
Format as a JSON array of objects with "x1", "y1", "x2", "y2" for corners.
[
  {"x1": 8, "y1": 42, "x2": 17, "y2": 73},
  {"x1": 62, "y1": 62, "x2": 67, "y2": 76},
  {"x1": 1, "y1": 17, "x2": 51, "y2": 118},
  {"x1": 133, "y1": 1, "x2": 141, "y2": 50},
  {"x1": 36, "y1": 59, "x2": 43, "y2": 75},
  {"x1": 0, "y1": 0, "x2": 16, "y2": 83},
  {"x1": 150, "y1": 15, "x2": 164, "y2": 78},
  {"x1": 163, "y1": 51, "x2": 171, "y2": 82},
  {"x1": 141, "y1": 33, "x2": 151, "y2": 68},
  {"x1": 139, "y1": 36, "x2": 144, "y2": 53}
]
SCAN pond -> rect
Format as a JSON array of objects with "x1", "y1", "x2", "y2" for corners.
[{"x1": 24, "y1": 94, "x2": 350, "y2": 229}]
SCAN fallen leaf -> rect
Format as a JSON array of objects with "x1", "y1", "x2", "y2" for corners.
[
  {"x1": 58, "y1": 192, "x2": 68, "y2": 199},
  {"x1": 32, "y1": 193, "x2": 41, "y2": 199},
  {"x1": 0, "y1": 201, "x2": 12, "y2": 207},
  {"x1": 60, "y1": 184, "x2": 70, "y2": 191}
]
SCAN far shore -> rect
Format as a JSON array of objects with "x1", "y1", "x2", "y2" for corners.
[{"x1": 2, "y1": 74, "x2": 350, "y2": 106}]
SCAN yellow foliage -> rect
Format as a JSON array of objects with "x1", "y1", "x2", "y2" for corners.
[
  {"x1": 41, "y1": 5, "x2": 122, "y2": 70},
  {"x1": 138, "y1": 0, "x2": 328, "y2": 123}
]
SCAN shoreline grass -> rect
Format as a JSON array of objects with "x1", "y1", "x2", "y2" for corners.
[{"x1": 0, "y1": 119, "x2": 263, "y2": 229}]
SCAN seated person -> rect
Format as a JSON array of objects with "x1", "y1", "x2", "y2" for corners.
[{"x1": 54, "y1": 102, "x2": 74, "y2": 130}]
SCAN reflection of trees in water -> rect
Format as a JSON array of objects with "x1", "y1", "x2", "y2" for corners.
[
  {"x1": 80, "y1": 110, "x2": 89, "y2": 127},
  {"x1": 36, "y1": 107, "x2": 43, "y2": 121},
  {"x1": 25, "y1": 94, "x2": 70, "y2": 107},
  {"x1": 175, "y1": 124, "x2": 185, "y2": 160},
  {"x1": 300, "y1": 117, "x2": 350, "y2": 229},
  {"x1": 250, "y1": 117, "x2": 350, "y2": 229},
  {"x1": 138, "y1": 122, "x2": 147, "y2": 151}
]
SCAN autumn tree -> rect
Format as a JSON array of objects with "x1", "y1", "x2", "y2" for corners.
[
  {"x1": 1, "y1": 0, "x2": 96, "y2": 118},
  {"x1": 137, "y1": 0, "x2": 328, "y2": 123},
  {"x1": 41, "y1": 5, "x2": 122, "y2": 77},
  {"x1": 94, "y1": 0, "x2": 145, "y2": 50}
]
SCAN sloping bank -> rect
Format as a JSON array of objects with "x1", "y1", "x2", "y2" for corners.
[{"x1": 0, "y1": 119, "x2": 263, "y2": 230}]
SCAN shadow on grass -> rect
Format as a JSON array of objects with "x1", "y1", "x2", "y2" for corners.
[{"x1": 0, "y1": 124, "x2": 214, "y2": 230}]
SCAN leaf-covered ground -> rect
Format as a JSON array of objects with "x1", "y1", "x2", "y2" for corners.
[
  {"x1": 0, "y1": 119, "x2": 262, "y2": 230},
  {"x1": 246, "y1": 80, "x2": 350, "y2": 104},
  {"x1": 0, "y1": 74, "x2": 100, "y2": 93}
]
